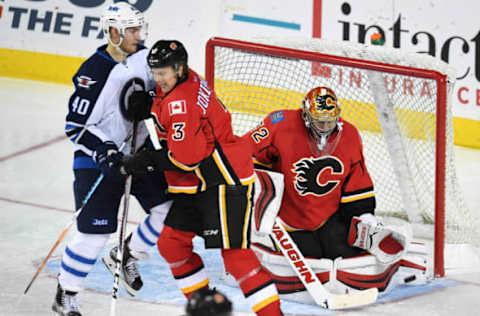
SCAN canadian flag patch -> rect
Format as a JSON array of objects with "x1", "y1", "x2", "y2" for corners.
[{"x1": 168, "y1": 100, "x2": 187, "y2": 115}]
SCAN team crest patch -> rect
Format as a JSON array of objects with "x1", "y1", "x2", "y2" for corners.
[
  {"x1": 77, "y1": 75, "x2": 97, "y2": 89},
  {"x1": 270, "y1": 111, "x2": 284, "y2": 124},
  {"x1": 168, "y1": 100, "x2": 187, "y2": 115}
]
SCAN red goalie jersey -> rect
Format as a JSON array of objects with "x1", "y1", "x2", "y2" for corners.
[
  {"x1": 151, "y1": 69, "x2": 255, "y2": 193},
  {"x1": 243, "y1": 109, "x2": 376, "y2": 231}
]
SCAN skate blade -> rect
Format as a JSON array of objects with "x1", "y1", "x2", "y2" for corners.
[{"x1": 101, "y1": 256, "x2": 138, "y2": 297}]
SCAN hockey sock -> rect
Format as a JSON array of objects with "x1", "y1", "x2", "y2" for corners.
[
  {"x1": 222, "y1": 248, "x2": 282, "y2": 316},
  {"x1": 129, "y1": 200, "x2": 172, "y2": 257},
  {"x1": 59, "y1": 232, "x2": 110, "y2": 292},
  {"x1": 157, "y1": 226, "x2": 209, "y2": 298}
]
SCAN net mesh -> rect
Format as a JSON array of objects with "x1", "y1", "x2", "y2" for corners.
[{"x1": 208, "y1": 37, "x2": 477, "y2": 248}]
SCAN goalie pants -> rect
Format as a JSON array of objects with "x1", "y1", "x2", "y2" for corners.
[
  {"x1": 158, "y1": 184, "x2": 283, "y2": 315},
  {"x1": 286, "y1": 211, "x2": 364, "y2": 259}
]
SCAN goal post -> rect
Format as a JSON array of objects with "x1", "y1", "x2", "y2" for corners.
[{"x1": 205, "y1": 36, "x2": 471, "y2": 278}]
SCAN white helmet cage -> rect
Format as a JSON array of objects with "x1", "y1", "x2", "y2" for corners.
[{"x1": 101, "y1": 2, "x2": 147, "y2": 49}]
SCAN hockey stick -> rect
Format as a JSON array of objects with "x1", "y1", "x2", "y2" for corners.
[
  {"x1": 23, "y1": 173, "x2": 104, "y2": 295},
  {"x1": 23, "y1": 139, "x2": 131, "y2": 295},
  {"x1": 144, "y1": 117, "x2": 162, "y2": 150},
  {"x1": 270, "y1": 219, "x2": 378, "y2": 309},
  {"x1": 110, "y1": 119, "x2": 139, "y2": 316}
]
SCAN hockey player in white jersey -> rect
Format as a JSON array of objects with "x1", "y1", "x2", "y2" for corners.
[{"x1": 52, "y1": 3, "x2": 171, "y2": 315}]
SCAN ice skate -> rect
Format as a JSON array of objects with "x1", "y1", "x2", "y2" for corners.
[
  {"x1": 102, "y1": 235, "x2": 143, "y2": 296},
  {"x1": 52, "y1": 283, "x2": 81, "y2": 316}
]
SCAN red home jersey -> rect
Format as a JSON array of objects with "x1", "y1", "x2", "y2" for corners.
[
  {"x1": 151, "y1": 69, "x2": 255, "y2": 193},
  {"x1": 243, "y1": 109, "x2": 375, "y2": 231}
]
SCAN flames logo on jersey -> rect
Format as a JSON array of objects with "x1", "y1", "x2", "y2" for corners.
[{"x1": 292, "y1": 156, "x2": 344, "y2": 196}]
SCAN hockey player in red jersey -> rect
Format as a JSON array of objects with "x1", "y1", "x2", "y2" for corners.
[
  {"x1": 244, "y1": 86, "x2": 385, "y2": 259},
  {"x1": 242, "y1": 87, "x2": 426, "y2": 299},
  {"x1": 119, "y1": 40, "x2": 283, "y2": 316}
]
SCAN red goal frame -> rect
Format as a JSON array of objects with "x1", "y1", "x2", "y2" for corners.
[{"x1": 205, "y1": 37, "x2": 447, "y2": 277}]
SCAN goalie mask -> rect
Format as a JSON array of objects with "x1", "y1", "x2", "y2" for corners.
[
  {"x1": 101, "y1": 2, "x2": 147, "y2": 53},
  {"x1": 302, "y1": 86, "x2": 342, "y2": 153}
]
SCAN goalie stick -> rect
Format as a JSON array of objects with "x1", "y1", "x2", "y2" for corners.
[{"x1": 270, "y1": 219, "x2": 378, "y2": 309}]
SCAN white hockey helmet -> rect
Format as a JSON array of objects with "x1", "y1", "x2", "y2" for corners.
[{"x1": 101, "y1": 2, "x2": 146, "y2": 47}]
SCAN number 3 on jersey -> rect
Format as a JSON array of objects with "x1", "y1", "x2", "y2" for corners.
[{"x1": 172, "y1": 122, "x2": 185, "y2": 141}]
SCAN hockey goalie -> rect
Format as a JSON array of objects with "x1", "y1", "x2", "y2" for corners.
[{"x1": 240, "y1": 86, "x2": 430, "y2": 305}]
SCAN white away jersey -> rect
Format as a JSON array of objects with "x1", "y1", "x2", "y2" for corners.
[{"x1": 65, "y1": 45, "x2": 155, "y2": 169}]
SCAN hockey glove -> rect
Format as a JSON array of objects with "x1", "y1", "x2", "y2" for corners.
[
  {"x1": 119, "y1": 148, "x2": 187, "y2": 176},
  {"x1": 119, "y1": 150, "x2": 156, "y2": 176},
  {"x1": 93, "y1": 141, "x2": 124, "y2": 176},
  {"x1": 125, "y1": 90, "x2": 153, "y2": 122},
  {"x1": 348, "y1": 213, "x2": 410, "y2": 264}
]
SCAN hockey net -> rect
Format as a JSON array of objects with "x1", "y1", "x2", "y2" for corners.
[{"x1": 205, "y1": 37, "x2": 477, "y2": 277}]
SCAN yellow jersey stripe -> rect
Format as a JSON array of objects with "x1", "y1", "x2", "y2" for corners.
[
  {"x1": 167, "y1": 186, "x2": 198, "y2": 194},
  {"x1": 252, "y1": 294, "x2": 279, "y2": 312},
  {"x1": 252, "y1": 158, "x2": 272, "y2": 169},
  {"x1": 194, "y1": 168, "x2": 207, "y2": 191},
  {"x1": 340, "y1": 191, "x2": 375, "y2": 203},
  {"x1": 168, "y1": 151, "x2": 198, "y2": 171},
  {"x1": 240, "y1": 174, "x2": 256, "y2": 186},
  {"x1": 212, "y1": 150, "x2": 235, "y2": 185},
  {"x1": 241, "y1": 183, "x2": 253, "y2": 248},
  {"x1": 218, "y1": 185, "x2": 230, "y2": 248},
  {"x1": 180, "y1": 278, "x2": 209, "y2": 295}
]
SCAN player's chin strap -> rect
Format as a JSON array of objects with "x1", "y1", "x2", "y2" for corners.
[
  {"x1": 270, "y1": 219, "x2": 378, "y2": 310},
  {"x1": 106, "y1": 33, "x2": 129, "y2": 59}
]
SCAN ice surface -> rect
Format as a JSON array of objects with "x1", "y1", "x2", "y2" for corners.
[{"x1": 1, "y1": 77, "x2": 479, "y2": 315}]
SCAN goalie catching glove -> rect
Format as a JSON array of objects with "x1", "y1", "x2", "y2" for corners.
[{"x1": 348, "y1": 213, "x2": 410, "y2": 264}]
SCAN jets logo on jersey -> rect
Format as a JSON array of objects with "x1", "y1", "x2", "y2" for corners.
[
  {"x1": 292, "y1": 156, "x2": 344, "y2": 196},
  {"x1": 77, "y1": 75, "x2": 97, "y2": 89},
  {"x1": 169, "y1": 100, "x2": 187, "y2": 115},
  {"x1": 119, "y1": 77, "x2": 146, "y2": 120}
]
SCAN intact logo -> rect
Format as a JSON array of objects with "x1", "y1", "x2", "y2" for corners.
[
  {"x1": 77, "y1": 75, "x2": 97, "y2": 89},
  {"x1": 292, "y1": 156, "x2": 344, "y2": 196},
  {"x1": 169, "y1": 100, "x2": 187, "y2": 115}
]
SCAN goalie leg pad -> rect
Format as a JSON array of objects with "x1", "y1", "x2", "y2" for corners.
[
  {"x1": 250, "y1": 241, "x2": 429, "y2": 305},
  {"x1": 252, "y1": 169, "x2": 284, "y2": 235}
]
